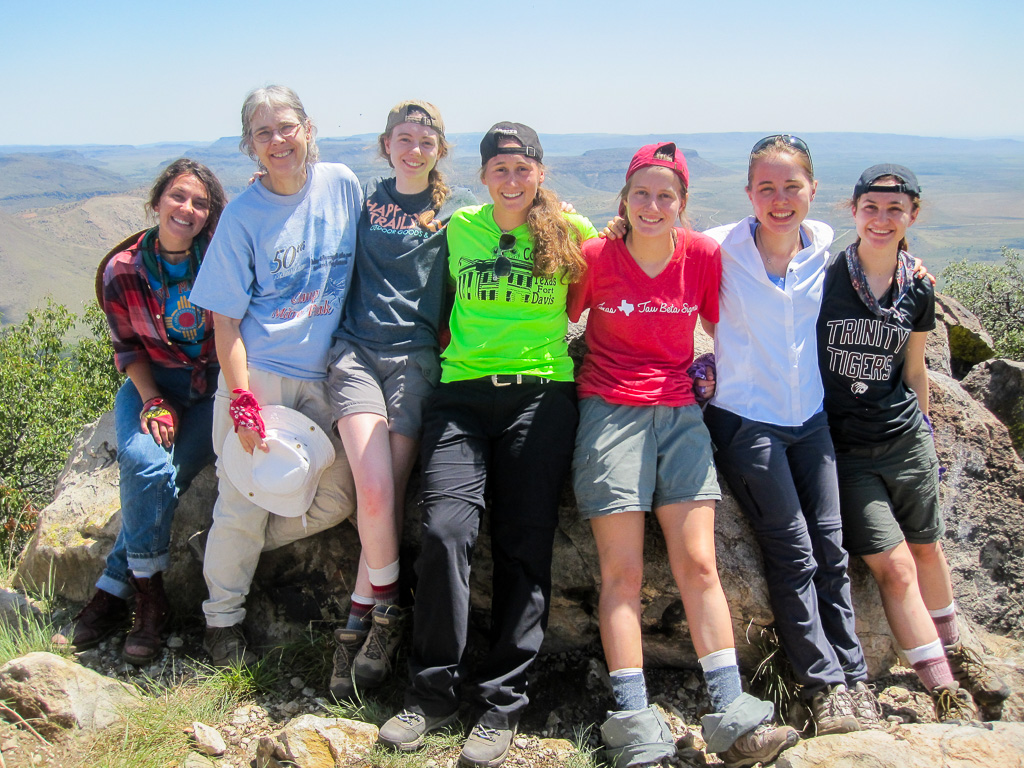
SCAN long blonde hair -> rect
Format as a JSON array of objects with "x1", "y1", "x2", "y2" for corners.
[{"x1": 527, "y1": 186, "x2": 586, "y2": 283}]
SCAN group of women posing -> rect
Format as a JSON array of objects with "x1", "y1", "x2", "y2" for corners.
[{"x1": 62, "y1": 84, "x2": 1009, "y2": 768}]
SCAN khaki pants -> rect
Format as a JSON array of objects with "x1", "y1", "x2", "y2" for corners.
[{"x1": 203, "y1": 368, "x2": 355, "y2": 627}]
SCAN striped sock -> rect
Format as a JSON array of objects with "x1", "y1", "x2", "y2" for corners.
[
  {"x1": 368, "y1": 560, "x2": 401, "y2": 607},
  {"x1": 905, "y1": 639, "x2": 954, "y2": 691},
  {"x1": 346, "y1": 595, "x2": 374, "y2": 630},
  {"x1": 929, "y1": 602, "x2": 960, "y2": 646}
]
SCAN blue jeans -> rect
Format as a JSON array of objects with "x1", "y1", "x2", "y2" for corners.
[
  {"x1": 96, "y1": 365, "x2": 217, "y2": 599},
  {"x1": 704, "y1": 405, "x2": 867, "y2": 696}
]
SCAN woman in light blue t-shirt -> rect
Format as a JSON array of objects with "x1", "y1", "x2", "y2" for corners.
[{"x1": 189, "y1": 85, "x2": 361, "y2": 669}]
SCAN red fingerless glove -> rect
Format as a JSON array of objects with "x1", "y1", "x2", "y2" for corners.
[
  {"x1": 140, "y1": 397, "x2": 178, "y2": 431},
  {"x1": 230, "y1": 389, "x2": 266, "y2": 438}
]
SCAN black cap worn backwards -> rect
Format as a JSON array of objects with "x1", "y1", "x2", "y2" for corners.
[
  {"x1": 479, "y1": 122, "x2": 543, "y2": 165},
  {"x1": 854, "y1": 163, "x2": 921, "y2": 198}
]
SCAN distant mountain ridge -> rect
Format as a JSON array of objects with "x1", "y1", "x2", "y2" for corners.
[{"x1": 1, "y1": 132, "x2": 1022, "y2": 327}]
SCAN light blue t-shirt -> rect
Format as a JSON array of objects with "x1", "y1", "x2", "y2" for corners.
[{"x1": 191, "y1": 163, "x2": 361, "y2": 380}]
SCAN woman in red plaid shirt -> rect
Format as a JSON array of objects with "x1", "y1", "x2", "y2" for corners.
[{"x1": 55, "y1": 158, "x2": 226, "y2": 665}]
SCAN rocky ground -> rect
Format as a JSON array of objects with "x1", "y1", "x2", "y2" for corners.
[{"x1": 4, "y1": 609, "x2": 1014, "y2": 768}]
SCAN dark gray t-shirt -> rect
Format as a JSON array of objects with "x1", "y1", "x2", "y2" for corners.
[
  {"x1": 817, "y1": 251, "x2": 935, "y2": 448},
  {"x1": 335, "y1": 177, "x2": 471, "y2": 350}
]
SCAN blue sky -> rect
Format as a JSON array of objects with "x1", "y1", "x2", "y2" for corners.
[{"x1": 4, "y1": 0, "x2": 1022, "y2": 146}]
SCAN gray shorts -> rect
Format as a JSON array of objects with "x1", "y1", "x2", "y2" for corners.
[
  {"x1": 327, "y1": 338, "x2": 441, "y2": 438},
  {"x1": 835, "y1": 419, "x2": 944, "y2": 557},
  {"x1": 572, "y1": 396, "x2": 721, "y2": 519}
]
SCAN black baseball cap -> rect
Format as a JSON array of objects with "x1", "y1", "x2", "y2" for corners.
[
  {"x1": 479, "y1": 122, "x2": 543, "y2": 165},
  {"x1": 854, "y1": 164, "x2": 921, "y2": 198}
]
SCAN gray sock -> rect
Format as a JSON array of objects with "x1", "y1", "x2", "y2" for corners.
[
  {"x1": 704, "y1": 665, "x2": 743, "y2": 713},
  {"x1": 610, "y1": 670, "x2": 649, "y2": 711}
]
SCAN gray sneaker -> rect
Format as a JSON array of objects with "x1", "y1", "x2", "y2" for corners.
[
  {"x1": 378, "y1": 709, "x2": 458, "y2": 751},
  {"x1": 203, "y1": 624, "x2": 257, "y2": 668},
  {"x1": 352, "y1": 604, "x2": 408, "y2": 688},
  {"x1": 460, "y1": 723, "x2": 516, "y2": 768},
  {"x1": 849, "y1": 681, "x2": 887, "y2": 730},
  {"x1": 809, "y1": 685, "x2": 860, "y2": 736},
  {"x1": 719, "y1": 723, "x2": 799, "y2": 768},
  {"x1": 329, "y1": 626, "x2": 368, "y2": 700}
]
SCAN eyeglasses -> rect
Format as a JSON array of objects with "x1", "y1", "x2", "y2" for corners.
[
  {"x1": 252, "y1": 122, "x2": 302, "y2": 144},
  {"x1": 494, "y1": 233, "x2": 516, "y2": 279},
  {"x1": 749, "y1": 134, "x2": 813, "y2": 171}
]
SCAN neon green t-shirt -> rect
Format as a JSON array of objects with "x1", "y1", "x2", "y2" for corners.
[{"x1": 442, "y1": 204, "x2": 597, "y2": 383}]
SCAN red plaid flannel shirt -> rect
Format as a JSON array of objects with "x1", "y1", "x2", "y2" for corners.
[{"x1": 102, "y1": 235, "x2": 217, "y2": 395}]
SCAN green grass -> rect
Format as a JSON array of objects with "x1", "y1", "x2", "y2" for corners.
[{"x1": 62, "y1": 674, "x2": 238, "y2": 768}]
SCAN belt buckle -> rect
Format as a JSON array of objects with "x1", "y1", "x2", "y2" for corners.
[{"x1": 491, "y1": 374, "x2": 512, "y2": 387}]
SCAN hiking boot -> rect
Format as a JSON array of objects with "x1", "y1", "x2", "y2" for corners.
[
  {"x1": 460, "y1": 723, "x2": 516, "y2": 768},
  {"x1": 329, "y1": 626, "x2": 368, "y2": 700},
  {"x1": 122, "y1": 573, "x2": 170, "y2": 666},
  {"x1": 809, "y1": 685, "x2": 860, "y2": 736},
  {"x1": 719, "y1": 723, "x2": 800, "y2": 768},
  {"x1": 378, "y1": 709, "x2": 458, "y2": 751},
  {"x1": 352, "y1": 604, "x2": 408, "y2": 689},
  {"x1": 932, "y1": 681, "x2": 979, "y2": 723},
  {"x1": 52, "y1": 589, "x2": 130, "y2": 650},
  {"x1": 203, "y1": 624, "x2": 257, "y2": 668},
  {"x1": 945, "y1": 642, "x2": 1011, "y2": 707},
  {"x1": 849, "y1": 681, "x2": 887, "y2": 730}
]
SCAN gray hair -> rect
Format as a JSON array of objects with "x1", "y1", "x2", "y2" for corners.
[{"x1": 239, "y1": 85, "x2": 319, "y2": 165}]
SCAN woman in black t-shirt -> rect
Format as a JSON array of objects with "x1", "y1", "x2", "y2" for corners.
[{"x1": 817, "y1": 164, "x2": 1009, "y2": 720}]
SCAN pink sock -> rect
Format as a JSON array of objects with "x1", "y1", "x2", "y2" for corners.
[
  {"x1": 912, "y1": 656, "x2": 955, "y2": 691},
  {"x1": 932, "y1": 612, "x2": 960, "y2": 646}
]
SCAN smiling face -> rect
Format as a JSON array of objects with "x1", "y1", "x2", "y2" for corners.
[
  {"x1": 623, "y1": 166, "x2": 684, "y2": 240},
  {"x1": 746, "y1": 153, "x2": 817, "y2": 238},
  {"x1": 853, "y1": 182, "x2": 919, "y2": 254},
  {"x1": 481, "y1": 141, "x2": 544, "y2": 229},
  {"x1": 384, "y1": 122, "x2": 441, "y2": 193},
  {"x1": 249, "y1": 105, "x2": 310, "y2": 189},
  {"x1": 154, "y1": 173, "x2": 211, "y2": 254}
]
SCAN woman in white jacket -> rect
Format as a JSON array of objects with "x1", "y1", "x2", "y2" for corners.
[{"x1": 701, "y1": 135, "x2": 874, "y2": 736}]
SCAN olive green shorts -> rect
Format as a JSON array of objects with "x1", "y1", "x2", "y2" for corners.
[{"x1": 835, "y1": 419, "x2": 944, "y2": 556}]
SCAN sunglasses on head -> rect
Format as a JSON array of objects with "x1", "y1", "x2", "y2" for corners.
[
  {"x1": 493, "y1": 233, "x2": 516, "y2": 279},
  {"x1": 750, "y1": 134, "x2": 813, "y2": 171}
]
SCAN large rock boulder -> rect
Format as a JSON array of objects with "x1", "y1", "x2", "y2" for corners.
[
  {"x1": 962, "y1": 358, "x2": 1024, "y2": 458},
  {"x1": 774, "y1": 722, "x2": 1024, "y2": 768},
  {"x1": 15, "y1": 311, "x2": 1024, "y2": 682},
  {"x1": 0, "y1": 652, "x2": 140, "y2": 736},
  {"x1": 935, "y1": 293, "x2": 996, "y2": 378}
]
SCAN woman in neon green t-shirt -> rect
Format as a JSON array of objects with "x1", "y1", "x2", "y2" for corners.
[{"x1": 379, "y1": 122, "x2": 595, "y2": 768}]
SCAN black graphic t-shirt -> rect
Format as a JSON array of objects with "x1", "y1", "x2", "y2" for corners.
[{"x1": 817, "y1": 252, "x2": 935, "y2": 448}]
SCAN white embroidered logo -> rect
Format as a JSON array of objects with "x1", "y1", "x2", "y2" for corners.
[{"x1": 617, "y1": 299, "x2": 635, "y2": 317}]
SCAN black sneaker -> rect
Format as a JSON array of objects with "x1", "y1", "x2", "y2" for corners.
[{"x1": 378, "y1": 709, "x2": 458, "y2": 752}]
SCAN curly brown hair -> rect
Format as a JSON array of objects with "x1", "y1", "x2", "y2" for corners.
[
  {"x1": 526, "y1": 186, "x2": 587, "y2": 283},
  {"x1": 146, "y1": 158, "x2": 227, "y2": 237}
]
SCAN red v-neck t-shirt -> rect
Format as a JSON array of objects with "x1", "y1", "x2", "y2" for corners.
[{"x1": 568, "y1": 228, "x2": 721, "y2": 406}]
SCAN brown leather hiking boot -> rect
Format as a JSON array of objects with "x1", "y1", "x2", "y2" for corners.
[
  {"x1": 123, "y1": 573, "x2": 170, "y2": 665},
  {"x1": 52, "y1": 589, "x2": 130, "y2": 650},
  {"x1": 932, "y1": 681, "x2": 980, "y2": 723},
  {"x1": 945, "y1": 642, "x2": 1011, "y2": 707}
]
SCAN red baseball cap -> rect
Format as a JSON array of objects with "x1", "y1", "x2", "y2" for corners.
[{"x1": 620, "y1": 142, "x2": 689, "y2": 216}]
